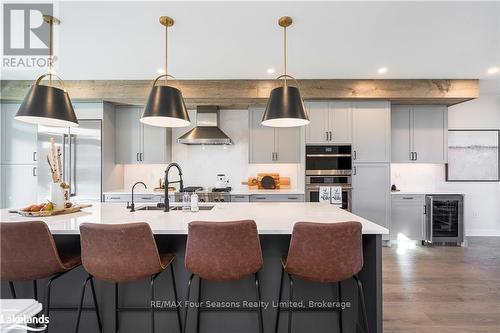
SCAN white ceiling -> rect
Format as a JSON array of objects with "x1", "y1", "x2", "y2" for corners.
[{"x1": 2, "y1": 1, "x2": 500, "y2": 80}]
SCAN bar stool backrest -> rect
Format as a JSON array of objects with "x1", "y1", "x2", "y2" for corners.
[
  {"x1": 185, "y1": 220, "x2": 263, "y2": 281},
  {"x1": 0, "y1": 222, "x2": 66, "y2": 281},
  {"x1": 79, "y1": 223, "x2": 163, "y2": 283},
  {"x1": 285, "y1": 221, "x2": 363, "y2": 283}
]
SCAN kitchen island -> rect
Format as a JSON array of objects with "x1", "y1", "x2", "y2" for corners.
[{"x1": 1, "y1": 202, "x2": 387, "y2": 333}]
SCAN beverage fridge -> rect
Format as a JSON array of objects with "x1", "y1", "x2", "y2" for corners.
[{"x1": 37, "y1": 120, "x2": 102, "y2": 202}]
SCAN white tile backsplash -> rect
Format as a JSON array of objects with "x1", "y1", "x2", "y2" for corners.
[{"x1": 123, "y1": 109, "x2": 302, "y2": 191}]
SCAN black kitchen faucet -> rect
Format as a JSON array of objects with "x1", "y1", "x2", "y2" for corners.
[{"x1": 164, "y1": 162, "x2": 184, "y2": 212}]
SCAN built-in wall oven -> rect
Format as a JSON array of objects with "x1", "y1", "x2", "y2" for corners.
[
  {"x1": 425, "y1": 194, "x2": 464, "y2": 245},
  {"x1": 305, "y1": 145, "x2": 352, "y2": 211}
]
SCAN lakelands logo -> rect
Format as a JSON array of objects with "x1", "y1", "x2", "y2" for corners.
[
  {"x1": 2, "y1": 3, "x2": 53, "y2": 69},
  {"x1": 0, "y1": 313, "x2": 49, "y2": 331}
]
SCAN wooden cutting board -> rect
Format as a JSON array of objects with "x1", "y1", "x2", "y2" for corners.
[
  {"x1": 242, "y1": 174, "x2": 291, "y2": 189},
  {"x1": 14, "y1": 204, "x2": 93, "y2": 217}
]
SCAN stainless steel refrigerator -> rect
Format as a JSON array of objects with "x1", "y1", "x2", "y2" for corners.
[{"x1": 37, "y1": 120, "x2": 102, "y2": 202}]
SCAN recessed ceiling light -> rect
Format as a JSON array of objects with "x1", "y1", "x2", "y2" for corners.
[
  {"x1": 157, "y1": 68, "x2": 165, "y2": 74},
  {"x1": 487, "y1": 66, "x2": 499, "y2": 74},
  {"x1": 377, "y1": 67, "x2": 388, "y2": 74},
  {"x1": 267, "y1": 68, "x2": 275, "y2": 74}
]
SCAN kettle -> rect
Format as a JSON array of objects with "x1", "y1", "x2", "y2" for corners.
[{"x1": 215, "y1": 174, "x2": 229, "y2": 189}]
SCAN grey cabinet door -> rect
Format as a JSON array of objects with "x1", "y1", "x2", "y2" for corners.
[
  {"x1": 1, "y1": 103, "x2": 37, "y2": 165},
  {"x1": 305, "y1": 102, "x2": 330, "y2": 144},
  {"x1": 352, "y1": 102, "x2": 391, "y2": 163},
  {"x1": 1, "y1": 164, "x2": 37, "y2": 209},
  {"x1": 412, "y1": 105, "x2": 447, "y2": 163},
  {"x1": 391, "y1": 106, "x2": 412, "y2": 162},
  {"x1": 249, "y1": 108, "x2": 276, "y2": 163},
  {"x1": 250, "y1": 194, "x2": 304, "y2": 202},
  {"x1": 231, "y1": 195, "x2": 250, "y2": 202},
  {"x1": 275, "y1": 127, "x2": 300, "y2": 163},
  {"x1": 329, "y1": 101, "x2": 352, "y2": 143},
  {"x1": 142, "y1": 123, "x2": 171, "y2": 164},
  {"x1": 391, "y1": 195, "x2": 425, "y2": 240},
  {"x1": 115, "y1": 107, "x2": 142, "y2": 164},
  {"x1": 352, "y1": 163, "x2": 390, "y2": 229}
]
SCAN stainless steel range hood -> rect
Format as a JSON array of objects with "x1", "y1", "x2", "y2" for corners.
[{"x1": 177, "y1": 106, "x2": 233, "y2": 145}]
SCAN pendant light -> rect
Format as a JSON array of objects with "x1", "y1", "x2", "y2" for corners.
[
  {"x1": 15, "y1": 15, "x2": 78, "y2": 127},
  {"x1": 141, "y1": 16, "x2": 190, "y2": 128},
  {"x1": 261, "y1": 16, "x2": 309, "y2": 127}
]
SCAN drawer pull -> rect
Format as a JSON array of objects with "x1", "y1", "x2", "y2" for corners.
[
  {"x1": 109, "y1": 197, "x2": 121, "y2": 200},
  {"x1": 402, "y1": 197, "x2": 414, "y2": 200}
]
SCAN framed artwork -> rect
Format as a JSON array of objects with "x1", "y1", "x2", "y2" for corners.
[{"x1": 446, "y1": 129, "x2": 500, "y2": 182}]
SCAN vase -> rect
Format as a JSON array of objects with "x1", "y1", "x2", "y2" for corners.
[{"x1": 50, "y1": 183, "x2": 66, "y2": 210}]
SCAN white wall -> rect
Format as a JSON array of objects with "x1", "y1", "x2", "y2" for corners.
[
  {"x1": 123, "y1": 109, "x2": 302, "y2": 190},
  {"x1": 391, "y1": 80, "x2": 500, "y2": 236}
]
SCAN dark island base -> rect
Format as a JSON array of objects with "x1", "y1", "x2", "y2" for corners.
[{"x1": 1, "y1": 234, "x2": 382, "y2": 333}]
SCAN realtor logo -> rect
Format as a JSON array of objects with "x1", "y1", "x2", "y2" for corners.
[{"x1": 3, "y1": 3, "x2": 52, "y2": 55}]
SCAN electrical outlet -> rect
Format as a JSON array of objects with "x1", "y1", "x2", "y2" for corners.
[{"x1": 472, "y1": 211, "x2": 479, "y2": 219}]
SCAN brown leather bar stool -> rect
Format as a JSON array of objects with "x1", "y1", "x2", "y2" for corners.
[
  {"x1": 275, "y1": 221, "x2": 369, "y2": 333},
  {"x1": 0, "y1": 221, "x2": 86, "y2": 332},
  {"x1": 76, "y1": 222, "x2": 182, "y2": 333},
  {"x1": 184, "y1": 220, "x2": 264, "y2": 333}
]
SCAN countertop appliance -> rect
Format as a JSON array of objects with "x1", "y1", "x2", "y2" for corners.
[
  {"x1": 425, "y1": 194, "x2": 464, "y2": 245},
  {"x1": 305, "y1": 145, "x2": 352, "y2": 210},
  {"x1": 37, "y1": 120, "x2": 102, "y2": 202},
  {"x1": 215, "y1": 174, "x2": 229, "y2": 189}
]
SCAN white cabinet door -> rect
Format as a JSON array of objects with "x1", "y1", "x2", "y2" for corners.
[
  {"x1": 412, "y1": 105, "x2": 447, "y2": 163},
  {"x1": 391, "y1": 106, "x2": 412, "y2": 162},
  {"x1": 391, "y1": 194, "x2": 425, "y2": 240},
  {"x1": 352, "y1": 102, "x2": 391, "y2": 163},
  {"x1": 329, "y1": 101, "x2": 352, "y2": 143},
  {"x1": 275, "y1": 127, "x2": 300, "y2": 163},
  {"x1": 115, "y1": 107, "x2": 142, "y2": 164},
  {"x1": 142, "y1": 124, "x2": 171, "y2": 164},
  {"x1": 1, "y1": 165, "x2": 37, "y2": 209},
  {"x1": 305, "y1": 102, "x2": 330, "y2": 144},
  {"x1": 249, "y1": 108, "x2": 275, "y2": 163},
  {"x1": 352, "y1": 163, "x2": 390, "y2": 229},
  {"x1": 1, "y1": 103, "x2": 38, "y2": 165}
]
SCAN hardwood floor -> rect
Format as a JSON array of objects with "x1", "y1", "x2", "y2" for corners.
[{"x1": 383, "y1": 237, "x2": 500, "y2": 333}]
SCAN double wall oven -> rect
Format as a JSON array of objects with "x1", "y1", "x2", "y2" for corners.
[{"x1": 305, "y1": 145, "x2": 352, "y2": 211}]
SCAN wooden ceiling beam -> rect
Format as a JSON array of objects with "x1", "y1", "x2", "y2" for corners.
[{"x1": 1, "y1": 79, "x2": 478, "y2": 107}]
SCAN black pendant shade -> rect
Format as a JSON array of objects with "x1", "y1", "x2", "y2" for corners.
[
  {"x1": 141, "y1": 85, "x2": 190, "y2": 127},
  {"x1": 261, "y1": 85, "x2": 309, "y2": 127},
  {"x1": 15, "y1": 84, "x2": 79, "y2": 127}
]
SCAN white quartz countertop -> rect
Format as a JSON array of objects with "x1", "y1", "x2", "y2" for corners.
[
  {"x1": 103, "y1": 188, "x2": 305, "y2": 196},
  {"x1": 1, "y1": 202, "x2": 387, "y2": 235}
]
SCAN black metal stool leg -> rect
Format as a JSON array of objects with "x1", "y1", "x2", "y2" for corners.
[
  {"x1": 254, "y1": 273, "x2": 264, "y2": 333},
  {"x1": 170, "y1": 264, "x2": 182, "y2": 333},
  {"x1": 9, "y1": 281, "x2": 16, "y2": 299},
  {"x1": 196, "y1": 277, "x2": 202, "y2": 333},
  {"x1": 287, "y1": 274, "x2": 294, "y2": 333},
  {"x1": 183, "y1": 274, "x2": 194, "y2": 333},
  {"x1": 74, "y1": 275, "x2": 91, "y2": 333},
  {"x1": 337, "y1": 281, "x2": 343, "y2": 333},
  {"x1": 33, "y1": 280, "x2": 38, "y2": 301},
  {"x1": 353, "y1": 275, "x2": 369, "y2": 333},
  {"x1": 89, "y1": 275, "x2": 103, "y2": 333},
  {"x1": 115, "y1": 282, "x2": 119, "y2": 333},
  {"x1": 150, "y1": 274, "x2": 160, "y2": 333},
  {"x1": 275, "y1": 267, "x2": 284, "y2": 332}
]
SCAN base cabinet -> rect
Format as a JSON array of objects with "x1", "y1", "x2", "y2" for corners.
[
  {"x1": 352, "y1": 163, "x2": 390, "y2": 229},
  {"x1": 391, "y1": 194, "x2": 425, "y2": 240},
  {"x1": 1, "y1": 164, "x2": 37, "y2": 209}
]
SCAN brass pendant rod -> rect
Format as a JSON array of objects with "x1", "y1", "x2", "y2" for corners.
[
  {"x1": 49, "y1": 19, "x2": 53, "y2": 86},
  {"x1": 284, "y1": 25, "x2": 287, "y2": 86},
  {"x1": 165, "y1": 24, "x2": 168, "y2": 83}
]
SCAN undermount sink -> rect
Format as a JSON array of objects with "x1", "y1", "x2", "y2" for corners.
[{"x1": 137, "y1": 205, "x2": 214, "y2": 211}]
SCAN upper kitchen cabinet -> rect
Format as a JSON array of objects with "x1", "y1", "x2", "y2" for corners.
[
  {"x1": 115, "y1": 106, "x2": 171, "y2": 164},
  {"x1": 352, "y1": 101, "x2": 391, "y2": 163},
  {"x1": 249, "y1": 107, "x2": 300, "y2": 163},
  {"x1": 304, "y1": 101, "x2": 352, "y2": 144},
  {"x1": 391, "y1": 105, "x2": 447, "y2": 163},
  {"x1": 1, "y1": 103, "x2": 38, "y2": 165}
]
